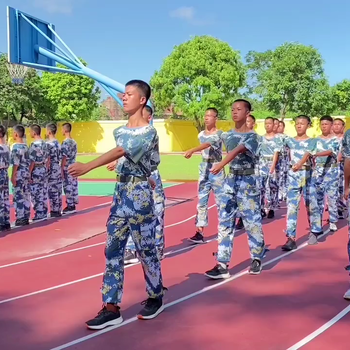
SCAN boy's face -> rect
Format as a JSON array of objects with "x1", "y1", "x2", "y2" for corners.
[
  {"x1": 30, "y1": 129, "x2": 35, "y2": 138},
  {"x1": 277, "y1": 122, "x2": 285, "y2": 134},
  {"x1": 273, "y1": 120, "x2": 279, "y2": 132},
  {"x1": 264, "y1": 119, "x2": 274, "y2": 133},
  {"x1": 204, "y1": 110, "x2": 217, "y2": 126},
  {"x1": 333, "y1": 120, "x2": 344, "y2": 134},
  {"x1": 295, "y1": 117, "x2": 309, "y2": 134},
  {"x1": 320, "y1": 120, "x2": 333, "y2": 135},
  {"x1": 232, "y1": 102, "x2": 250, "y2": 123},
  {"x1": 122, "y1": 85, "x2": 146, "y2": 113},
  {"x1": 246, "y1": 116, "x2": 255, "y2": 130}
]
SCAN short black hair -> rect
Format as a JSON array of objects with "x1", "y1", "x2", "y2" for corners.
[
  {"x1": 320, "y1": 115, "x2": 333, "y2": 123},
  {"x1": 30, "y1": 124, "x2": 41, "y2": 136},
  {"x1": 279, "y1": 120, "x2": 285, "y2": 127},
  {"x1": 248, "y1": 114, "x2": 256, "y2": 122},
  {"x1": 273, "y1": 118, "x2": 280, "y2": 122},
  {"x1": 295, "y1": 115, "x2": 311, "y2": 125},
  {"x1": 206, "y1": 107, "x2": 219, "y2": 117},
  {"x1": 0, "y1": 125, "x2": 6, "y2": 138},
  {"x1": 233, "y1": 99, "x2": 252, "y2": 111},
  {"x1": 265, "y1": 117, "x2": 274, "y2": 122},
  {"x1": 46, "y1": 123, "x2": 57, "y2": 135},
  {"x1": 14, "y1": 124, "x2": 25, "y2": 138},
  {"x1": 62, "y1": 122, "x2": 72, "y2": 133},
  {"x1": 334, "y1": 118, "x2": 345, "y2": 126},
  {"x1": 144, "y1": 105, "x2": 153, "y2": 116},
  {"x1": 126, "y1": 80, "x2": 151, "y2": 103}
]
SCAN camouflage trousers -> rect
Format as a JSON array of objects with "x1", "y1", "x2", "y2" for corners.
[
  {"x1": 195, "y1": 162, "x2": 226, "y2": 230},
  {"x1": 259, "y1": 158, "x2": 279, "y2": 210},
  {"x1": 286, "y1": 169, "x2": 322, "y2": 238},
  {"x1": 13, "y1": 179, "x2": 31, "y2": 220},
  {"x1": 126, "y1": 169, "x2": 166, "y2": 251},
  {"x1": 63, "y1": 169, "x2": 79, "y2": 207},
  {"x1": 30, "y1": 166, "x2": 48, "y2": 220},
  {"x1": 216, "y1": 173, "x2": 266, "y2": 264},
  {"x1": 0, "y1": 169, "x2": 10, "y2": 226},
  {"x1": 338, "y1": 161, "x2": 347, "y2": 213},
  {"x1": 313, "y1": 165, "x2": 339, "y2": 224},
  {"x1": 48, "y1": 181, "x2": 63, "y2": 213},
  {"x1": 102, "y1": 180, "x2": 164, "y2": 304}
]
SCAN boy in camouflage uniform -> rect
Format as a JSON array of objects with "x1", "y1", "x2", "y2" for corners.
[
  {"x1": 0, "y1": 125, "x2": 10, "y2": 231},
  {"x1": 61, "y1": 123, "x2": 79, "y2": 214},
  {"x1": 29, "y1": 124, "x2": 49, "y2": 222},
  {"x1": 46, "y1": 123, "x2": 62, "y2": 217},
  {"x1": 11, "y1": 125, "x2": 30, "y2": 227}
]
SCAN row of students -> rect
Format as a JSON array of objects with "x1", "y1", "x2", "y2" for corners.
[
  {"x1": 184, "y1": 105, "x2": 347, "y2": 279},
  {"x1": 0, "y1": 122, "x2": 78, "y2": 231}
]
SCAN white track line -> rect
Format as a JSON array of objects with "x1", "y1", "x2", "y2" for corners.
[
  {"x1": 0, "y1": 204, "x2": 216, "y2": 270},
  {"x1": 50, "y1": 229, "x2": 330, "y2": 350},
  {"x1": 286, "y1": 303, "x2": 350, "y2": 350},
  {"x1": 0, "y1": 238, "x2": 217, "y2": 305}
]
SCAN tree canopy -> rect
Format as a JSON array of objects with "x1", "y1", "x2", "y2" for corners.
[{"x1": 150, "y1": 35, "x2": 246, "y2": 130}]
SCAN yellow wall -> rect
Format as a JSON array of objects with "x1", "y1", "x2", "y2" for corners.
[{"x1": 6, "y1": 117, "x2": 349, "y2": 153}]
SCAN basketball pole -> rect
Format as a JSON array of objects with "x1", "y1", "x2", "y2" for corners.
[{"x1": 15, "y1": 10, "x2": 154, "y2": 124}]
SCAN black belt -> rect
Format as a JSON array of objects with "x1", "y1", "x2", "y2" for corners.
[
  {"x1": 35, "y1": 164, "x2": 46, "y2": 167},
  {"x1": 202, "y1": 158, "x2": 220, "y2": 163},
  {"x1": 229, "y1": 168, "x2": 255, "y2": 176},
  {"x1": 117, "y1": 175, "x2": 148, "y2": 183}
]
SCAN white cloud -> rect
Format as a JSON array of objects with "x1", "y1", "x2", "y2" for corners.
[
  {"x1": 170, "y1": 7, "x2": 195, "y2": 21},
  {"x1": 32, "y1": 0, "x2": 74, "y2": 14},
  {"x1": 169, "y1": 6, "x2": 213, "y2": 26}
]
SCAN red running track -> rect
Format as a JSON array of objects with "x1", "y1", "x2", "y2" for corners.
[{"x1": 0, "y1": 182, "x2": 349, "y2": 350}]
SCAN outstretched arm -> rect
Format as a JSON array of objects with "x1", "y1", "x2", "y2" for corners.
[
  {"x1": 184, "y1": 143, "x2": 211, "y2": 158},
  {"x1": 69, "y1": 147, "x2": 126, "y2": 177},
  {"x1": 210, "y1": 144, "x2": 246, "y2": 175}
]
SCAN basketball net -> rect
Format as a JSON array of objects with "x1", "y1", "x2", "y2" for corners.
[{"x1": 6, "y1": 62, "x2": 28, "y2": 84}]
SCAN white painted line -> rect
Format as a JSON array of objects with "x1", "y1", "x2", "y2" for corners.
[
  {"x1": 286, "y1": 303, "x2": 350, "y2": 350},
  {"x1": 49, "y1": 229, "x2": 330, "y2": 350},
  {"x1": 0, "y1": 237, "x2": 217, "y2": 305},
  {"x1": 0, "y1": 204, "x2": 216, "y2": 270}
]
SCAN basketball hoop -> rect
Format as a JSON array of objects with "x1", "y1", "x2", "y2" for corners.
[{"x1": 6, "y1": 62, "x2": 28, "y2": 84}]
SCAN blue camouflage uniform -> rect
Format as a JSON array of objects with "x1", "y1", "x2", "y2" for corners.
[
  {"x1": 188, "y1": 130, "x2": 226, "y2": 243},
  {"x1": 258, "y1": 135, "x2": 282, "y2": 213},
  {"x1": 336, "y1": 136, "x2": 347, "y2": 218},
  {"x1": 313, "y1": 137, "x2": 340, "y2": 226},
  {"x1": 207, "y1": 130, "x2": 265, "y2": 276},
  {"x1": 11, "y1": 143, "x2": 31, "y2": 224},
  {"x1": 284, "y1": 137, "x2": 322, "y2": 241},
  {"x1": 277, "y1": 133, "x2": 289, "y2": 202},
  {"x1": 125, "y1": 134, "x2": 166, "y2": 260},
  {"x1": 61, "y1": 138, "x2": 79, "y2": 211},
  {"x1": 102, "y1": 125, "x2": 164, "y2": 304},
  {"x1": 29, "y1": 139, "x2": 49, "y2": 220},
  {"x1": 47, "y1": 139, "x2": 62, "y2": 215},
  {"x1": 0, "y1": 143, "x2": 10, "y2": 229}
]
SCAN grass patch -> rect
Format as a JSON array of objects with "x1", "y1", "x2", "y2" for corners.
[{"x1": 77, "y1": 154, "x2": 202, "y2": 181}]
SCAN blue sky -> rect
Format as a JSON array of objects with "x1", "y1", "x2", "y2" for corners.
[{"x1": 0, "y1": 0, "x2": 349, "y2": 100}]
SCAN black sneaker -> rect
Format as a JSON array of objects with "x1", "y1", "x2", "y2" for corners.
[
  {"x1": 137, "y1": 297, "x2": 165, "y2": 320},
  {"x1": 249, "y1": 259, "x2": 262, "y2": 275},
  {"x1": 124, "y1": 249, "x2": 139, "y2": 264},
  {"x1": 0, "y1": 223, "x2": 11, "y2": 232},
  {"x1": 261, "y1": 209, "x2": 267, "y2": 218},
  {"x1": 188, "y1": 231, "x2": 205, "y2": 244},
  {"x1": 205, "y1": 264, "x2": 230, "y2": 280},
  {"x1": 86, "y1": 305, "x2": 123, "y2": 330},
  {"x1": 338, "y1": 210, "x2": 345, "y2": 220},
  {"x1": 32, "y1": 216, "x2": 47, "y2": 223},
  {"x1": 267, "y1": 210, "x2": 274, "y2": 219},
  {"x1": 281, "y1": 237, "x2": 297, "y2": 251},
  {"x1": 236, "y1": 218, "x2": 244, "y2": 229},
  {"x1": 50, "y1": 211, "x2": 62, "y2": 218},
  {"x1": 62, "y1": 206, "x2": 76, "y2": 215},
  {"x1": 14, "y1": 218, "x2": 29, "y2": 227}
]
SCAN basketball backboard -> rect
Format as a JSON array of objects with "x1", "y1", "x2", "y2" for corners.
[{"x1": 7, "y1": 6, "x2": 56, "y2": 70}]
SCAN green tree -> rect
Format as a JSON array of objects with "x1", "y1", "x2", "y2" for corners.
[
  {"x1": 332, "y1": 79, "x2": 350, "y2": 112},
  {"x1": 41, "y1": 59, "x2": 100, "y2": 122},
  {"x1": 246, "y1": 42, "x2": 333, "y2": 118},
  {"x1": 150, "y1": 35, "x2": 246, "y2": 131}
]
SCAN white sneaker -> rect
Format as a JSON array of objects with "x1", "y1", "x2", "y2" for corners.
[
  {"x1": 330, "y1": 223, "x2": 337, "y2": 232},
  {"x1": 343, "y1": 287, "x2": 350, "y2": 300}
]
